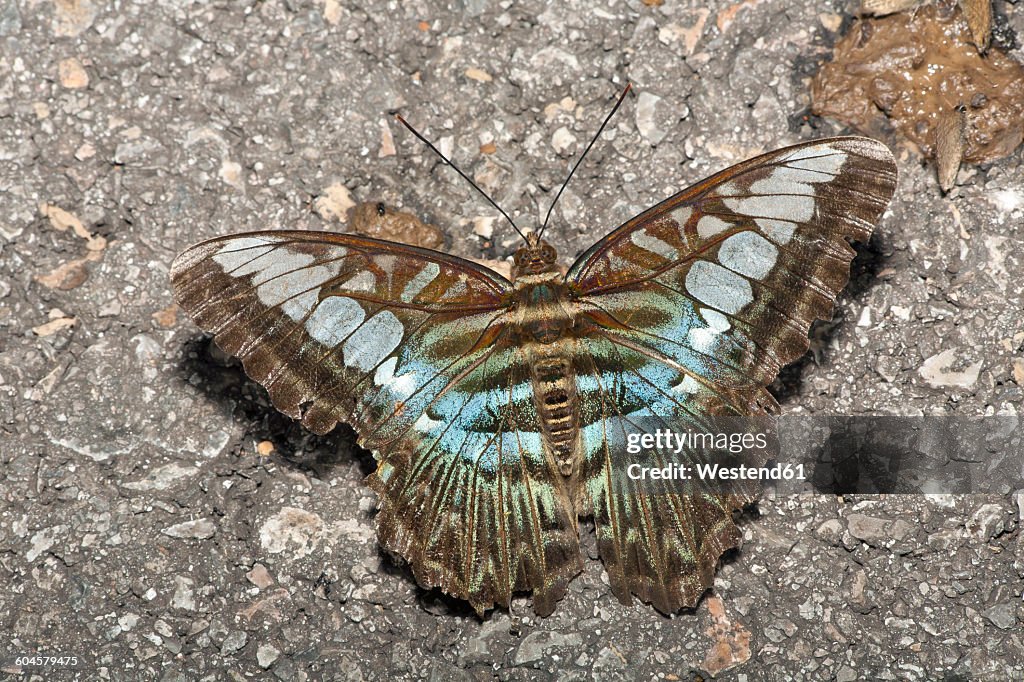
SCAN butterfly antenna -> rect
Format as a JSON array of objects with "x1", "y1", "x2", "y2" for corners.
[
  {"x1": 395, "y1": 114, "x2": 528, "y2": 243},
  {"x1": 538, "y1": 82, "x2": 632, "y2": 240}
]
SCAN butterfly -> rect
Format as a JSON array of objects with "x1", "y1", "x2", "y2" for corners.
[{"x1": 170, "y1": 95, "x2": 897, "y2": 616}]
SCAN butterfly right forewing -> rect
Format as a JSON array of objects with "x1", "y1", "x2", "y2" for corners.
[{"x1": 565, "y1": 137, "x2": 898, "y2": 611}]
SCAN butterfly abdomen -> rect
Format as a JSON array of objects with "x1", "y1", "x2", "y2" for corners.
[{"x1": 528, "y1": 346, "x2": 580, "y2": 478}]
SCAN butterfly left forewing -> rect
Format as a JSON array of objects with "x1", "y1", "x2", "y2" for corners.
[{"x1": 567, "y1": 136, "x2": 897, "y2": 611}]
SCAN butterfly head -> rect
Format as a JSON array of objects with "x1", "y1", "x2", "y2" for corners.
[{"x1": 512, "y1": 232, "x2": 559, "y2": 278}]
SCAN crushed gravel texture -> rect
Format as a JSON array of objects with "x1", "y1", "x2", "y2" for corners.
[{"x1": 1, "y1": 0, "x2": 1022, "y2": 680}]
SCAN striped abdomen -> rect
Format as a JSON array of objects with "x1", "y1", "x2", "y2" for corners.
[{"x1": 528, "y1": 343, "x2": 579, "y2": 477}]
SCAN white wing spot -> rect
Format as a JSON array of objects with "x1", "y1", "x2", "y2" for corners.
[
  {"x1": 718, "y1": 231, "x2": 778, "y2": 280},
  {"x1": 723, "y1": 193, "x2": 814, "y2": 223},
  {"x1": 280, "y1": 289, "x2": 319, "y2": 321},
  {"x1": 779, "y1": 147, "x2": 847, "y2": 175},
  {"x1": 672, "y1": 375, "x2": 701, "y2": 395},
  {"x1": 697, "y1": 216, "x2": 731, "y2": 238},
  {"x1": 341, "y1": 271, "x2": 375, "y2": 293},
  {"x1": 305, "y1": 296, "x2": 365, "y2": 347},
  {"x1": 212, "y1": 238, "x2": 277, "y2": 271},
  {"x1": 630, "y1": 230, "x2": 677, "y2": 259},
  {"x1": 685, "y1": 261, "x2": 753, "y2": 314},
  {"x1": 414, "y1": 412, "x2": 443, "y2": 433},
  {"x1": 700, "y1": 308, "x2": 731, "y2": 332},
  {"x1": 757, "y1": 218, "x2": 797, "y2": 244},
  {"x1": 688, "y1": 327, "x2": 718, "y2": 355},
  {"x1": 373, "y1": 356, "x2": 419, "y2": 401},
  {"x1": 401, "y1": 262, "x2": 441, "y2": 302},
  {"x1": 343, "y1": 310, "x2": 404, "y2": 371},
  {"x1": 227, "y1": 249, "x2": 314, "y2": 284},
  {"x1": 256, "y1": 262, "x2": 340, "y2": 311},
  {"x1": 670, "y1": 206, "x2": 693, "y2": 226},
  {"x1": 749, "y1": 177, "x2": 814, "y2": 197}
]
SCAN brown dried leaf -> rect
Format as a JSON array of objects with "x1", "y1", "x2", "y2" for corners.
[
  {"x1": 151, "y1": 303, "x2": 179, "y2": 328},
  {"x1": 860, "y1": 0, "x2": 920, "y2": 17},
  {"x1": 36, "y1": 260, "x2": 88, "y2": 290},
  {"x1": 32, "y1": 316, "x2": 77, "y2": 336},
  {"x1": 39, "y1": 203, "x2": 90, "y2": 239},
  {"x1": 323, "y1": 0, "x2": 341, "y2": 26},
  {"x1": 959, "y1": 0, "x2": 991, "y2": 53},
  {"x1": 314, "y1": 183, "x2": 355, "y2": 222},
  {"x1": 347, "y1": 202, "x2": 444, "y2": 251},
  {"x1": 464, "y1": 67, "x2": 492, "y2": 83},
  {"x1": 703, "y1": 595, "x2": 752, "y2": 675},
  {"x1": 378, "y1": 119, "x2": 396, "y2": 158},
  {"x1": 935, "y1": 105, "x2": 967, "y2": 192},
  {"x1": 1012, "y1": 359, "x2": 1024, "y2": 386},
  {"x1": 35, "y1": 250, "x2": 102, "y2": 290},
  {"x1": 58, "y1": 57, "x2": 89, "y2": 89}
]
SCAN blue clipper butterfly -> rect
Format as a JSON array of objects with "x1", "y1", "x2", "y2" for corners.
[{"x1": 170, "y1": 90, "x2": 897, "y2": 616}]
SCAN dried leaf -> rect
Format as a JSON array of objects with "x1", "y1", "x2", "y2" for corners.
[
  {"x1": 1013, "y1": 358, "x2": 1024, "y2": 386},
  {"x1": 347, "y1": 202, "x2": 444, "y2": 250},
  {"x1": 33, "y1": 316, "x2": 77, "y2": 336},
  {"x1": 36, "y1": 260, "x2": 88, "y2": 290},
  {"x1": 314, "y1": 183, "x2": 355, "y2": 222},
  {"x1": 151, "y1": 303, "x2": 179, "y2": 328},
  {"x1": 323, "y1": 0, "x2": 341, "y2": 26},
  {"x1": 39, "y1": 203, "x2": 90, "y2": 240},
  {"x1": 464, "y1": 67, "x2": 492, "y2": 83},
  {"x1": 936, "y1": 105, "x2": 967, "y2": 192},
  {"x1": 860, "y1": 0, "x2": 920, "y2": 16},
  {"x1": 378, "y1": 119, "x2": 395, "y2": 158},
  {"x1": 959, "y1": 0, "x2": 991, "y2": 53}
]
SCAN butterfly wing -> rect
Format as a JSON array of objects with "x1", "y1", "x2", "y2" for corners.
[
  {"x1": 566, "y1": 137, "x2": 898, "y2": 610},
  {"x1": 573, "y1": 337, "x2": 773, "y2": 613},
  {"x1": 171, "y1": 231, "x2": 581, "y2": 614}
]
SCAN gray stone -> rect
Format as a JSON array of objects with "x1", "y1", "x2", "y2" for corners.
[
  {"x1": 982, "y1": 602, "x2": 1018, "y2": 630},
  {"x1": 0, "y1": 0, "x2": 21, "y2": 36},
  {"x1": 161, "y1": 518, "x2": 217, "y2": 540},
  {"x1": 257, "y1": 643, "x2": 281, "y2": 669},
  {"x1": 513, "y1": 630, "x2": 584, "y2": 666},
  {"x1": 846, "y1": 513, "x2": 891, "y2": 546},
  {"x1": 220, "y1": 630, "x2": 248, "y2": 656}
]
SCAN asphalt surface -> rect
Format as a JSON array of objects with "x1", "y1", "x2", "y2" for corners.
[{"x1": 1, "y1": 0, "x2": 1023, "y2": 680}]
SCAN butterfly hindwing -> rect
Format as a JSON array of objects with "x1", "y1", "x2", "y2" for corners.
[
  {"x1": 171, "y1": 231, "x2": 581, "y2": 614},
  {"x1": 567, "y1": 330, "x2": 772, "y2": 613},
  {"x1": 567, "y1": 137, "x2": 897, "y2": 611},
  {"x1": 367, "y1": 343, "x2": 581, "y2": 615}
]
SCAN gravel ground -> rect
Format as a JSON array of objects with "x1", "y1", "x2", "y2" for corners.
[{"x1": 2, "y1": 1, "x2": 1023, "y2": 680}]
